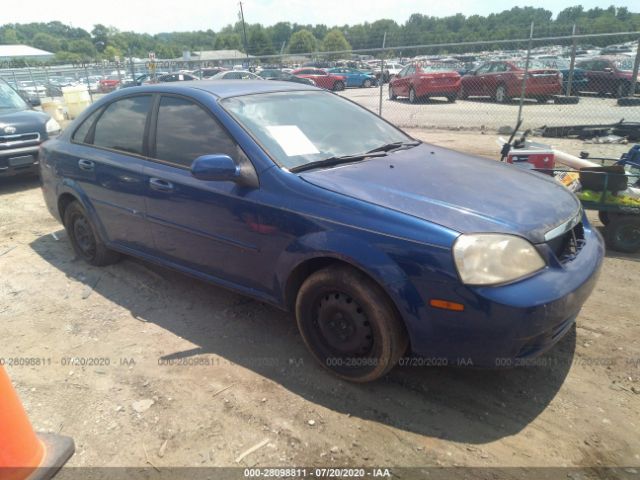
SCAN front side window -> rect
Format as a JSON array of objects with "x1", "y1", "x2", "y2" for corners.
[
  {"x1": 154, "y1": 96, "x2": 238, "y2": 167},
  {"x1": 222, "y1": 91, "x2": 411, "y2": 170},
  {"x1": 93, "y1": 95, "x2": 152, "y2": 155}
]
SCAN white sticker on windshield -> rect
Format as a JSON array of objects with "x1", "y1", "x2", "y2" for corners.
[{"x1": 266, "y1": 125, "x2": 319, "y2": 157}]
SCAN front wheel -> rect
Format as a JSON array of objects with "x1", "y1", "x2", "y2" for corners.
[
  {"x1": 388, "y1": 85, "x2": 397, "y2": 100},
  {"x1": 458, "y1": 85, "x2": 468, "y2": 99},
  {"x1": 363, "y1": 79, "x2": 372, "y2": 88},
  {"x1": 446, "y1": 94, "x2": 457, "y2": 103},
  {"x1": 494, "y1": 84, "x2": 508, "y2": 103},
  {"x1": 333, "y1": 80, "x2": 345, "y2": 91},
  {"x1": 604, "y1": 215, "x2": 640, "y2": 253},
  {"x1": 63, "y1": 200, "x2": 121, "y2": 266},
  {"x1": 409, "y1": 87, "x2": 418, "y2": 104},
  {"x1": 295, "y1": 265, "x2": 408, "y2": 382},
  {"x1": 616, "y1": 82, "x2": 630, "y2": 98}
]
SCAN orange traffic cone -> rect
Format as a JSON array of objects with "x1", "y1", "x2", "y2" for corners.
[{"x1": 0, "y1": 366, "x2": 74, "y2": 480}]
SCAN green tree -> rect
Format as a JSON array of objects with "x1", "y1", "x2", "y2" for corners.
[
  {"x1": 32, "y1": 33, "x2": 61, "y2": 52},
  {"x1": 67, "y1": 39, "x2": 96, "y2": 59},
  {"x1": 287, "y1": 29, "x2": 316, "y2": 54},
  {"x1": 322, "y1": 29, "x2": 351, "y2": 58},
  {"x1": 91, "y1": 24, "x2": 109, "y2": 51},
  {"x1": 248, "y1": 27, "x2": 275, "y2": 56}
]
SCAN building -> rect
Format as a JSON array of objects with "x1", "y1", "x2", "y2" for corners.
[{"x1": 0, "y1": 45, "x2": 54, "y2": 62}]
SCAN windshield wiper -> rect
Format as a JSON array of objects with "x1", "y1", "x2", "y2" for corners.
[
  {"x1": 290, "y1": 151, "x2": 388, "y2": 173},
  {"x1": 367, "y1": 140, "x2": 421, "y2": 154}
]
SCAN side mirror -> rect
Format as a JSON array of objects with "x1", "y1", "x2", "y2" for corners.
[{"x1": 191, "y1": 154, "x2": 240, "y2": 182}]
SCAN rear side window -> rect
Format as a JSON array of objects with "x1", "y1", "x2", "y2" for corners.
[
  {"x1": 154, "y1": 96, "x2": 238, "y2": 167},
  {"x1": 92, "y1": 96, "x2": 152, "y2": 155},
  {"x1": 72, "y1": 108, "x2": 102, "y2": 144}
]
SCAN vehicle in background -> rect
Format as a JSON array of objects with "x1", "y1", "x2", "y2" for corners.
[
  {"x1": 600, "y1": 45, "x2": 632, "y2": 55},
  {"x1": 539, "y1": 59, "x2": 588, "y2": 95},
  {"x1": 291, "y1": 68, "x2": 346, "y2": 91},
  {"x1": 389, "y1": 64, "x2": 461, "y2": 103},
  {"x1": 374, "y1": 63, "x2": 404, "y2": 83},
  {"x1": 211, "y1": 70, "x2": 263, "y2": 80},
  {"x1": 192, "y1": 67, "x2": 228, "y2": 79},
  {"x1": 326, "y1": 67, "x2": 377, "y2": 88},
  {"x1": 17, "y1": 81, "x2": 47, "y2": 98},
  {"x1": 39, "y1": 80, "x2": 603, "y2": 382},
  {"x1": 0, "y1": 79, "x2": 60, "y2": 177},
  {"x1": 575, "y1": 56, "x2": 640, "y2": 98},
  {"x1": 156, "y1": 73, "x2": 199, "y2": 82},
  {"x1": 258, "y1": 69, "x2": 316, "y2": 86},
  {"x1": 459, "y1": 60, "x2": 562, "y2": 103},
  {"x1": 79, "y1": 76, "x2": 102, "y2": 93},
  {"x1": 99, "y1": 75, "x2": 122, "y2": 93}
]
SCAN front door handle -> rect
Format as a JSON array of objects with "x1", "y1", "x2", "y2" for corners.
[
  {"x1": 149, "y1": 177, "x2": 174, "y2": 192},
  {"x1": 78, "y1": 159, "x2": 94, "y2": 171}
]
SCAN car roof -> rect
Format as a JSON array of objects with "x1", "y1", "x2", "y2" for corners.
[{"x1": 114, "y1": 79, "x2": 317, "y2": 99}]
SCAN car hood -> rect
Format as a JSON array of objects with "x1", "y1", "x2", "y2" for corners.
[
  {"x1": 300, "y1": 144, "x2": 581, "y2": 244},
  {"x1": 0, "y1": 109, "x2": 50, "y2": 134}
]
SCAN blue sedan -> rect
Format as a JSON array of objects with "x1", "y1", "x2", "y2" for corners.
[
  {"x1": 326, "y1": 67, "x2": 377, "y2": 88},
  {"x1": 39, "y1": 80, "x2": 603, "y2": 382}
]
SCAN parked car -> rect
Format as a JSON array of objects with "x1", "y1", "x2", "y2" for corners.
[
  {"x1": 291, "y1": 68, "x2": 346, "y2": 91},
  {"x1": 39, "y1": 81, "x2": 603, "y2": 382},
  {"x1": 326, "y1": 67, "x2": 377, "y2": 88},
  {"x1": 99, "y1": 75, "x2": 121, "y2": 93},
  {"x1": 193, "y1": 68, "x2": 228, "y2": 79},
  {"x1": 539, "y1": 59, "x2": 588, "y2": 95},
  {"x1": 373, "y1": 63, "x2": 404, "y2": 82},
  {"x1": 156, "y1": 73, "x2": 199, "y2": 82},
  {"x1": 0, "y1": 79, "x2": 60, "y2": 177},
  {"x1": 211, "y1": 70, "x2": 262, "y2": 80},
  {"x1": 575, "y1": 57, "x2": 640, "y2": 98},
  {"x1": 17, "y1": 81, "x2": 47, "y2": 98},
  {"x1": 258, "y1": 69, "x2": 316, "y2": 86},
  {"x1": 460, "y1": 60, "x2": 562, "y2": 103},
  {"x1": 389, "y1": 64, "x2": 461, "y2": 103}
]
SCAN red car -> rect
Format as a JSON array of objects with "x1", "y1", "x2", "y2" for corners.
[
  {"x1": 460, "y1": 60, "x2": 562, "y2": 103},
  {"x1": 291, "y1": 68, "x2": 346, "y2": 91},
  {"x1": 388, "y1": 64, "x2": 461, "y2": 103},
  {"x1": 576, "y1": 56, "x2": 640, "y2": 98},
  {"x1": 99, "y1": 75, "x2": 121, "y2": 93}
]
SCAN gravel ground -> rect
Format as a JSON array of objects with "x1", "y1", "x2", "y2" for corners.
[{"x1": 0, "y1": 130, "x2": 638, "y2": 477}]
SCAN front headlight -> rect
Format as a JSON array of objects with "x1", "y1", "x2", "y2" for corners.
[
  {"x1": 46, "y1": 118, "x2": 61, "y2": 136},
  {"x1": 453, "y1": 233, "x2": 546, "y2": 286}
]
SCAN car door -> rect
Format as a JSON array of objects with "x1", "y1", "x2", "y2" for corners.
[
  {"x1": 64, "y1": 94, "x2": 155, "y2": 251},
  {"x1": 465, "y1": 62, "x2": 491, "y2": 95},
  {"x1": 143, "y1": 94, "x2": 263, "y2": 285}
]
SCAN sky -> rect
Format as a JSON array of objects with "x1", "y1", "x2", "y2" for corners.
[{"x1": 3, "y1": 0, "x2": 638, "y2": 34}]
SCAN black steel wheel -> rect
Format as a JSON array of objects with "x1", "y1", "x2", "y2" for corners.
[
  {"x1": 295, "y1": 265, "x2": 408, "y2": 382},
  {"x1": 63, "y1": 200, "x2": 121, "y2": 266},
  {"x1": 604, "y1": 215, "x2": 640, "y2": 253}
]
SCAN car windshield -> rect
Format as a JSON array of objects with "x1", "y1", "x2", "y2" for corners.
[
  {"x1": 614, "y1": 59, "x2": 633, "y2": 71},
  {"x1": 0, "y1": 81, "x2": 28, "y2": 110},
  {"x1": 513, "y1": 60, "x2": 551, "y2": 70},
  {"x1": 222, "y1": 90, "x2": 411, "y2": 170}
]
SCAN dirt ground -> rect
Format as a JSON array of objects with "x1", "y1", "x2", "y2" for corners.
[{"x1": 1, "y1": 130, "x2": 639, "y2": 477}]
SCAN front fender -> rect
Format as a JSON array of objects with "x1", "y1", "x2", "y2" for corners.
[{"x1": 274, "y1": 230, "x2": 426, "y2": 330}]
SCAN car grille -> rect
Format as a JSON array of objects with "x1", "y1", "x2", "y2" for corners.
[
  {"x1": 546, "y1": 221, "x2": 585, "y2": 265},
  {"x1": 0, "y1": 132, "x2": 41, "y2": 151}
]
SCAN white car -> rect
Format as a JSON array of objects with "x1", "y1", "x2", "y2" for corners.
[{"x1": 211, "y1": 70, "x2": 263, "y2": 80}]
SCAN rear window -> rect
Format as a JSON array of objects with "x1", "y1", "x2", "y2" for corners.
[{"x1": 92, "y1": 95, "x2": 152, "y2": 155}]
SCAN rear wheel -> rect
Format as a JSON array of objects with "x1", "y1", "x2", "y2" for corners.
[
  {"x1": 458, "y1": 85, "x2": 468, "y2": 99},
  {"x1": 604, "y1": 215, "x2": 640, "y2": 253},
  {"x1": 333, "y1": 80, "x2": 345, "y2": 91},
  {"x1": 494, "y1": 84, "x2": 508, "y2": 103},
  {"x1": 446, "y1": 94, "x2": 457, "y2": 103},
  {"x1": 63, "y1": 200, "x2": 121, "y2": 266},
  {"x1": 616, "y1": 82, "x2": 630, "y2": 98},
  {"x1": 295, "y1": 265, "x2": 408, "y2": 382},
  {"x1": 388, "y1": 85, "x2": 397, "y2": 100}
]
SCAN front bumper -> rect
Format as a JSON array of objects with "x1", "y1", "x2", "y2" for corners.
[
  {"x1": 0, "y1": 146, "x2": 40, "y2": 177},
  {"x1": 407, "y1": 220, "x2": 604, "y2": 366}
]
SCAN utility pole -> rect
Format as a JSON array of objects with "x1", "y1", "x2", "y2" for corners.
[{"x1": 239, "y1": 1, "x2": 250, "y2": 64}]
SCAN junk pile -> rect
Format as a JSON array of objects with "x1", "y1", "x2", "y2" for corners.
[{"x1": 536, "y1": 120, "x2": 640, "y2": 144}]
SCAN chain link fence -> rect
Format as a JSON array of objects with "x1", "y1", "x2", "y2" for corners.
[{"x1": 2, "y1": 27, "x2": 640, "y2": 152}]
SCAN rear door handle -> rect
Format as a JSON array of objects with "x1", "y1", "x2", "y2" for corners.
[
  {"x1": 149, "y1": 177, "x2": 174, "y2": 192},
  {"x1": 78, "y1": 159, "x2": 94, "y2": 171}
]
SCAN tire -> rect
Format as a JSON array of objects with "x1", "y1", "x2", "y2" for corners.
[
  {"x1": 295, "y1": 265, "x2": 408, "y2": 382},
  {"x1": 494, "y1": 84, "x2": 508, "y2": 103},
  {"x1": 363, "y1": 79, "x2": 372, "y2": 88},
  {"x1": 598, "y1": 211, "x2": 610, "y2": 226},
  {"x1": 388, "y1": 85, "x2": 397, "y2": 100},
  {"x1": 63, "y1": 200, "x2": 121, "y2": 266},
  {"x1": 446, "y1": 94, "x2": 457, "y2": 103},
  {"x1": 604, "y1": 215, "x2": 640, "y2": 253},
  {"x1": 615, "y1": 82, "x2": 630, "y2": 99},
  {"x1": 409, "y1": 87, "x2": 417, "y2": 104},
  {"x1": 333, "y1": 80, "x2": 345, "y2": 91},
  {"x1": 458, "y1": 85, "x2": 468, "y2": 99}
]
